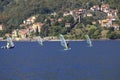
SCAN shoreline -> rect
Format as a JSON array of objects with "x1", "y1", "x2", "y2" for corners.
[
  {"x1": 1, "y1": 37, "x2": 120, "y2": 42},
  {"x1": 1, "y1": 38, "x2": 120, "y2": 42}
]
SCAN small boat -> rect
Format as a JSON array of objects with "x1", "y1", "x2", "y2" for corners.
[
  {"x1": 85, "y1": 35, "x2": 93, "y2": 47},
  {"x1": 37, "y1": 36, "x2": 43, "y2": 46},
  {"x1": 1, "y1": 36, "x2": 15, "y2": 49},
  {"x1": 59, "y1": 34, "x2": 71, "y2": 50}
]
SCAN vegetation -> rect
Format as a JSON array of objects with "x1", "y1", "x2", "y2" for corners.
[{"x1": 0, "y1": 0, "x2": 120, "y2": 39}]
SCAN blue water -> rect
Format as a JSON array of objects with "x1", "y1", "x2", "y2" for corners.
[{"x1": 0, "y1": 40, "x2": 120, "y2": 80}]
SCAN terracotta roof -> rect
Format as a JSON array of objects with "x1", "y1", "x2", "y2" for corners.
[{"x1": 19, "y1": 29, "x2": 28, "y2": 35}]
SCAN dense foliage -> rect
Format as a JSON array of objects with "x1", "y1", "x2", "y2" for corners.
[{"x1": 0, "y1": 0, "x2": 120, "y2": 39}]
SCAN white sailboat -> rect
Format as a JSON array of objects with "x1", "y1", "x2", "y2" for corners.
[
  {"x1": 59, "y1": 34, "x2": 71, "y2": 50},
  {"x1": 1, "y1": 36, "x2": 15, "y2": 49},
  {"x1": 85, "y1": 35, "x2": 93, "y2": 47},
  {"x1": 37, "y1": 36, "x2": 43, "y2": 46}
]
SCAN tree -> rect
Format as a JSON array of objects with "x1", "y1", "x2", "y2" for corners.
[
  {"x1": 107, "y1": 31, "x2": 120, "y2": 39},
  {"x1": 40, "y1": 25, "x2": 49, "y2": 37},
  {"x1": 93, "y1": 30, "x2": 101, "y2": 39},
  {"x1": 63, "y1": 15, "x2": 74, "y2": 23},
  {"x1": 36, "y1": 26, "x2": 39, "y2": 36},
  {"x1": 101, "y1": 30, "x2": 109, "y2": 38},
  {"x1": 81, "y1": 17, "x2": 93, "y2": 25},
  {"x1": 49, "y1": 25, "x2": 67, "y2": 36}
]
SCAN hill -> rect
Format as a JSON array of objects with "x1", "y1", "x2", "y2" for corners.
[{"x1": 0, "y1": 0, "x2": 120, "y2": 39}]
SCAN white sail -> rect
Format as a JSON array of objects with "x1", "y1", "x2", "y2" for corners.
[
  {"x1": 85, "y1": 35, "x2": 92, "y2": 47},
  {"x1": 1, "y1": 36, "x2": 14, "y2": 49},
  {"x1": 59, "y1": 34, "x2": 69, "y2": 50},
  {"x1": 6, "y1": 37, "x2": 15, "y2": 48},
  {"x1": 37, "y1": 36, "x2": 43, "y2": 46}
]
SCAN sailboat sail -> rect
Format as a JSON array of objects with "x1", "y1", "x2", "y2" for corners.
[
  {"x1": 7, "y1": 36, "x2": 14, "y2": 48},
  {"x1": 85, "y1": 35, "x2": 92, "y2": 47},
  {"x1": 37, "y1": 36, "x2": 43, "y2": 46},
  {"x1": 1, "y1": 36, "x2": 14, "y2": 49},
  {"x1": 59, "y1": 34, "x2": 68, "y2": 49}
]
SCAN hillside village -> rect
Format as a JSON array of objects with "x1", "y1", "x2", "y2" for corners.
[{"x1": 0, "y1": 3, "x2": 120, "y2": 41}]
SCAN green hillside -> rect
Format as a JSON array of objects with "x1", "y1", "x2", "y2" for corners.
[{"x1": 0, "y1": 0, "x2": 120, "y2": 39}]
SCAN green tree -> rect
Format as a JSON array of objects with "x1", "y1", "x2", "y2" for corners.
[
  {"x1": 40, "y1": 25, "x2": 49, "y2": 37},
  {"x1": 63, "y1": 15, "x2": 74, "y2": 23},
  {"x1": 36, "y1": 26, "x2": 39, "y2": 36},
  {"x1": 107, "y1": 31, "x2": 120, "y2": 39},
  {"x1": 81, "y1": 17, "x2": 93, "y2": 25},
  {"x1": 93, "y1": 30, "x2": 101, "y2": 39}
]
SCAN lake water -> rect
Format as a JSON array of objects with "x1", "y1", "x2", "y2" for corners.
[{"x1": 0, "y1": 40, "x2": 120, "y2": 80}]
